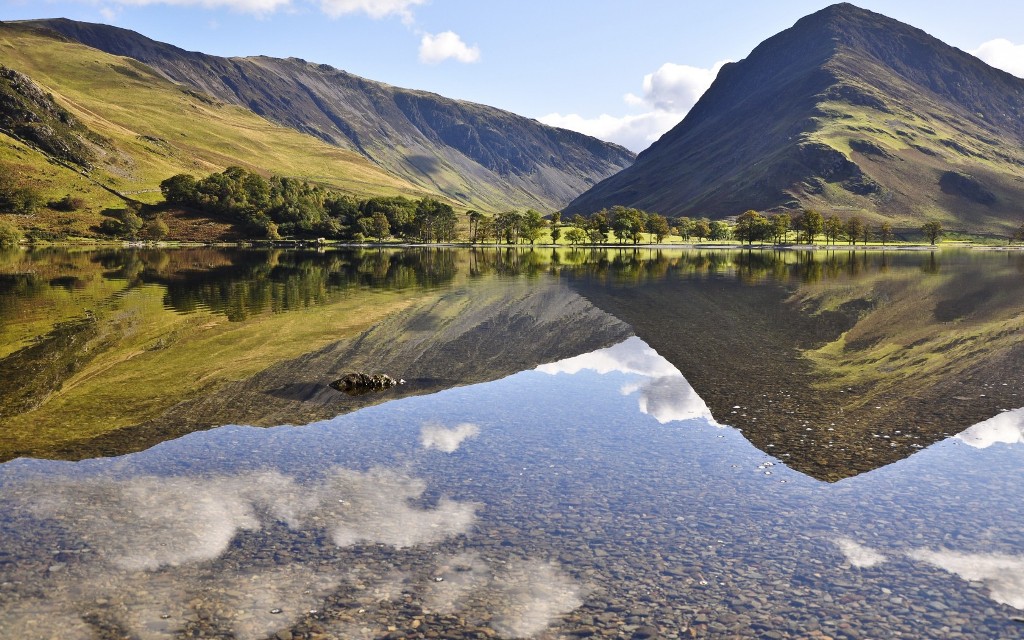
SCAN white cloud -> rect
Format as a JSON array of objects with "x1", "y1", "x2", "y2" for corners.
[
  {"x1": 956, "y1": 407, "x2": 1024, "y2": 449},
  {"x1": 909, "y1": 549, "x2": 1024, "y2": 610},
  {"x1": 972, "y1": 38, "x2": 1024, "y2": 78},
  {"x1": 419, "y1": 30, "x2": 481, "y2": 64},
  {"x1": 833, "y1": 537, "x2": 887, "y2": 568},
  {"x1": 420, "y1": 422, "x2": 481, "y2": 453},
  {"x1": 539, "y1": 60, "x2": 729, "y2": 153},
  {"x1": 319, "y1": 0, "x2": 425, "y2": 21}
]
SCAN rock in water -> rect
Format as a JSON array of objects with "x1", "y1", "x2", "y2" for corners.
[{"x1": 329, "y1": 373, "x2": 401, "y2": 396}]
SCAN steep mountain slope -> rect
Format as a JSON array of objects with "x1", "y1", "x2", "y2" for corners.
[
  {"x1": 0, "y1": 22, "x2": 431, "y2": 238},
  {"x1": 27, "y1": 18, "x2": 635, "y2": 213},
  {"x1": 567, "y1": 3, "x2": 1024, "y2": 234}
]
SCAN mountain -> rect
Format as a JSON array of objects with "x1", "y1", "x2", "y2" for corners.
[
  {"x1": 567, "y1": 3, "x2": 1024, "y2": 235},
  {"x1": 23, "y1": 18, "x2": 635, "y2": 213},
  {"x1": 0, "y1": 21, "x2": 433, "y2": 240}
]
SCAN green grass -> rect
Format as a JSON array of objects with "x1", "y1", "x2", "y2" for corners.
[{"x1": 0, "y1": 23, "x2": 438, "y2": 237}]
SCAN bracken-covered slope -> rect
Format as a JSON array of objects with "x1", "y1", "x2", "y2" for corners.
[
  {"x1": 27, "y1": 18, "x2": 635, "y2": 213},
  {"x1": 567, "y1": 3, "x2": 1024, "y2": 234}
]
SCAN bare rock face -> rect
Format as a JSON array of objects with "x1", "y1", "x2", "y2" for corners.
[{"x1": 0, "y1": 64, "x2": 96, "y2": 168}]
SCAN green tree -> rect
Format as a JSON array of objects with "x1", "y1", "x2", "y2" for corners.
[
  {"x1": 565, "y1": 226, "x2": 588, "y2": 245},
  {"x1": 476, "y1": 215, "x2": 495, "y2": 244},
  {"x1": 611, "y1": 206, "x2": 647, "y2": 244},
  {"x1": 674, "y1": 216, "x2": 693, "y2": 241},
  {"x1": 0, "y1": 219, "x2": 22, "y2": 247},
  {"x1": 0, "y1": 172, "x2": 41, "y2": 214},
  {"x1": 496, "y1": 210, "x2": 523, "y2": 244},
  {"x1": 770, "y1": 213, "x2": 791, "y2": 244},
  {"x1": 796, "y1": 209, "x2": 824, "y2": 244},
  {"x1": 522, "y1": 209, "x2": 546, "y2": 245},
  {"x1": 734, "y1": 210, "x2": 770, "y2": 244},
  {"x1": 844, "y1": 216, "x2": 865, "y2": 245},
  {"x1": 648, "y1": 214, "x2": 670, "y2": 243},
  {"x1": 878, "y1": 222, "x2": 894, "y2": 245},
  {"x1": 692, "y1": 218, "x2": 711, "y2": 242},
  {"x1": 921, "y1": 220, "x2": 944, "y2": 245},
  {"x1": 824, "y1": 215, "x2": 844, "y2": 245},
  {"x1": 467, "y1": 210, "x2": 482, "y2": 243},
  {"x1": 142, "y1": 216, "x2": 170, "y2": 240},
  {"x1": 709, "y1": 220, "x2": 731, "y2": 241},
  {"x1": 368, "y1": 211, "x2": 390, "y2": 242}
]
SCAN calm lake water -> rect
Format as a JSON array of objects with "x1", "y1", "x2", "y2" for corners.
[{"x1": 1, "y1": 246, "x2": 1023, "y2": 639}]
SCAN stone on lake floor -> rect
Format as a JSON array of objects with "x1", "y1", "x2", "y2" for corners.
[{"x1": 329, "y1": 373, "x2": 403, "y2": 396}]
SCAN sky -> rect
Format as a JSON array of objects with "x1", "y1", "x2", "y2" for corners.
[{"x1": 3, "y1": 0, "x2": 1024, "y2": 153}]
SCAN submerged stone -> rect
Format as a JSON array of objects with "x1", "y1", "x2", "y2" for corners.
[{"x1": 329, "y1": 373, "x2": 402, "y2": 396}]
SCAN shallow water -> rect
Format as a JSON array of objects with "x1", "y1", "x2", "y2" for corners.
[{"x1": 1, "y1": 247, "x2": 1023, "y2": 639}]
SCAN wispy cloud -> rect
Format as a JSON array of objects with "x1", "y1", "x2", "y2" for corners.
[
  {"x1": 972, "y1": 38, "x2": 1024, "y2": 77},
  {"x1": 419, "y1": 30, "x2": 481, "y2": 64},
  {"x1": 540, "y1": 59, "x2": 730, "y2": 153}
]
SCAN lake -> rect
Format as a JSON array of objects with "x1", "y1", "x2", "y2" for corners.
[{"x1": 1, "y1": 246, "x2": 1023, "y2": 639}]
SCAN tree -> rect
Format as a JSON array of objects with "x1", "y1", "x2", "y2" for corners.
[
  {"x1": 368, "y1": 212, "x2": 390, "y2": 242},
  {"x1": 1013, "y1": 223, "x2": 1024, "y2": 245},
  {"x1": 770, "y1": 213, "x2": 791, "y2": 244},
  {"x1": 142, "y1": 216, "x2": 169, "y2": 240},
  {"x1": 565, "y1": 226, "x2": 588, "y2": 245},
  {"x1": 795, "y1": 209, "x2": 823, "y2": 244},
  {"x1": 611, "y1": 206, "x2": 647, "y2": 244},
  {"x1": 709, "y1": 220, "x2": 731, "y2": 241},
  {"x1": 522, "y1": 209, "x2": 546, "y2": 245},
  {"x1": 824, "y1": 215, "x2": 844, "y2": 245},
  {"x1": 495, "y1": 210, "x2": 523, "y2": 244},
  {"x1": 476, "y1": 216, "x2": 495, "y2": 244},
  {"x1": 467, "y1": 210, "x2": 482, "y2": 243},
  {"x1": 549, "y1": 211, "x2": 562, "y2": 245},
  {"x1": 648, "y1": 214, "x2": 670, "y2": 243},
  {"x1": 589, "y1": 209, "x2": 611, "y2": 243},
  {"x1": 735, "y1": 210, "x2": 770, "y2": 244},
  {"x1": 674, "y1": 216, "x2": 693, "y2": 241},
  {"x1": 159, "y1": 173, "x2": 198, "y2": 205},
  {"x1": 0, "y1": 219, "x2": 22, "y2": 247},
  {"x1": 0, "y1": 172, "x2": 41, "y2": 214},
  {"x1": 692, "y1": 218, "x2": 711, "y2": 242},
  {"x1": 921, "y1": 220, "x2": 944, "y2": 245},
  {"x1": 844, "y1": 216, "x2": 865, "y2": 245},
  {"x1": 878, "y1": 222, "x2": 894, "y2": 245}
]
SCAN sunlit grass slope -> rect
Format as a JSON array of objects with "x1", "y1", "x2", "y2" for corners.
[{"x1": 0, "y1": 22, "x2": 433, "y2": 236}]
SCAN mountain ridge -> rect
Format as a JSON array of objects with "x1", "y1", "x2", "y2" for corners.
[
  {"x1": 567, "y1": 3, "x2": 1024, "y2": 234},
  {"x1": 20, "y1": 18, "x2": 635, "y2": 213}
]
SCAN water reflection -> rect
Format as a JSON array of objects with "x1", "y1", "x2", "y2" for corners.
[
  {"x1": 537, "y1": 337, "x2": 716, "y2": 425},
  {"x1": 3, "y1": 332, "x2": 1024, "y2": 637}
]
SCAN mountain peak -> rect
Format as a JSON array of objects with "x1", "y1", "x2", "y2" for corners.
[{"x1": 567, "y1": 4, "x2": 1024, "y2": 235}]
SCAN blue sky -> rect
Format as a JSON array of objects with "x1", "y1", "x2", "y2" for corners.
[{"x1": 3, "y1": 0, "x2": 1024, "y2": 152}]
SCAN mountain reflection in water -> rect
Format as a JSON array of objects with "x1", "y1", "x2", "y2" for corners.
[{"x1": 3, "y1": 247, "x2": 1024, "y2": 638}]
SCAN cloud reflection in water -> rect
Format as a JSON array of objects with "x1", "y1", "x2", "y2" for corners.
[
  {"x1": 537, "y1": 336, "x2": 716, "y2": 424},
  {"x1": 955, "y1": 407, "x2": 1024, "y2": 449}
]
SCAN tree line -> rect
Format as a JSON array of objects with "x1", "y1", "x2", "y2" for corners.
[{"x1": 160, "y1": 167, "x2": 459, "y2": 242}]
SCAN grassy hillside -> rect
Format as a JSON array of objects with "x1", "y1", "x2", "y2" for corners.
[
  {"x1": 567, "y1": 4, "x2": 1024, "y2": 236},
  {"x1": 25, "y1": 18, "x2": 636, "y2": 214},
  {"x1": 0, "y1": 22, "x2": 434, "y2": 240}
]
